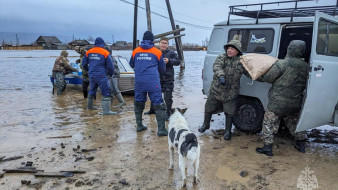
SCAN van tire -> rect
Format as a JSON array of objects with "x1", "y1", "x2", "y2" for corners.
[{"x1": 233, "y1": 96, "x2": 265, "y2": 133}]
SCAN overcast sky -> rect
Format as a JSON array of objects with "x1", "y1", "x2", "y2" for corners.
[{"x1": 0, "y1": 0, "x2": 334, "y2": 45}]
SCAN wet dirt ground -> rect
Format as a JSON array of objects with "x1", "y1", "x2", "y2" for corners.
[{"x1": 0, "y1": 50, "x2": 337, "y2": 190}]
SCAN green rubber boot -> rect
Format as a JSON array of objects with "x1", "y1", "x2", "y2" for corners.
[
  {"x1": 87, "y1": 95, "x2": 97, "y2": 110},
  {"x1": 102, "y1": 97, "x2": 117, "y2": 115},
  {"x1": 134, "y1": 101, "x2": 147, "y2": 132},
  {"x1": 116, "y1": 93, "x2": 126, "y2": 108},
  {"x1": 154, "y1": 103, "x2": 168, "y2": 136}
]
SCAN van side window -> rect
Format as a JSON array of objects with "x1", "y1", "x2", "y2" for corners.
[
  {"x1": 228, "y1": 29, "x2": 274, "y2": 54},
  {"x1": 208, "y1": 28, "x2": 225, "y2": 53},
  {"x1": 316, "y1": 18, "x2": 338, "y2": 57}
]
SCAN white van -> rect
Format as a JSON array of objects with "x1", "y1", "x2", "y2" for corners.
[{"x1": 202, "y1": 1, "x2": 338, "y2": 133}]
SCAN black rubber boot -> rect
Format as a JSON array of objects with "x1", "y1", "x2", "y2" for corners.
[
  {"x1": 223, "y1": 116, "x2": 233, "y2": 140},
  {"x1": 154, "y1": 103, "x2": 168, "y2": 136},
  {"x1": 87, "y1": 95, "x2": 97, "y2": 110},
  {"x1": 102, "y1": 97, "x2": 117, "y2": 115},
  {"x1": 295, "y1": 140, "x2": 306, "y2": 153},
  {"x1": 164, "y1": 91, "x2": 173, "y2": 121},
  {"x1": 134, "y1": 101, "x2": 147, "y2": 132},
  {"x1": 256, "y1": 144, "x2": 273, "y2": 156},
  {"x1": 82, "y1": 81, "x2": 89, "y2": 98},
  {"x1": 198, "y1": 112, "x2": 212, "y2": 133},
  {"x1": 83, "y1": 90, "x2": 88, "y2": 98},
  {"x1": 144, "y1": 103, "x2": 155, "y2": 115}
]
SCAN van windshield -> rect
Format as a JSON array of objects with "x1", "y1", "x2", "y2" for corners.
[{"x1": 229, "y1": 29, "x2": 274, "y2": 54}]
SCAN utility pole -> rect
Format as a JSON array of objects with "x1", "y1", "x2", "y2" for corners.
[
  {"x1": 165, "y1": 0, "x2": 185, "y2": 68},
  {"x1": 133, "y1": 0, "x2": 138, "y2": 50},
  {"x1": 15, "y1": 33, "x2": 19, "y2": 46},
  {"x1": 145, "y1": 0, "x2": 152, "y2": 31}
]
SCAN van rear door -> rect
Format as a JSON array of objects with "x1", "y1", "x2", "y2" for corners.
[{"x1": 296, "y1": 11, "x2": 338, "y2": 132}]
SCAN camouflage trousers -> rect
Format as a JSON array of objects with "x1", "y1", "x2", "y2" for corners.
[
  {"x1": 262, "y1": 110, "x2": 307, "y2": 145},
  {"x1": 52, "y1": 72, "x2": 66, "y2": 94}
]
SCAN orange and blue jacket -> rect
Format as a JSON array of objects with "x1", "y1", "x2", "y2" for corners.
[
  {"x1": 129, "y1": 40, "x2": 166, "y2": 92},
  {"x1": 82, "y1": 38, "x2": 114, "y2": 78}
]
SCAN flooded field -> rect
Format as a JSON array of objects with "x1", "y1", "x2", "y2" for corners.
[{"x1": 0, "y1": 50, "x2": 337, "y2": 190}]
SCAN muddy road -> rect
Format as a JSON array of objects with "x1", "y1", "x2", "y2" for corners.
[{"x1": 0, "y1": 50, "x2": 337, "y2": 190}]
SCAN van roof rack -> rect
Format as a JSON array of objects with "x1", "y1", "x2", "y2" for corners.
[{"x1": 228, "y1": 0, "x2": 338, "y2": 24}]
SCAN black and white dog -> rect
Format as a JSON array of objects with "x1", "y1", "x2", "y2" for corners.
[{"x1": 168, "y1": 108, "x2": 200, "y2": 187}]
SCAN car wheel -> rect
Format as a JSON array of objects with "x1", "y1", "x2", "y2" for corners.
[{"x1": 233, "y1": 96, "x2": 265, "y2": 133}]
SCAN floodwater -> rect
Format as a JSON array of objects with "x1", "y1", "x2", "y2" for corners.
[{"x1": 0, "y1": 50, "x2": 337, "y2": 190}]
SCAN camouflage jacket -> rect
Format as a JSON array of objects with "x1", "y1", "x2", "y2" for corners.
[
  {"x1": 260, "y1": 40, "x2": 308, "y2": 116},
  {"x1": 75, "y1": 48, "x2": 89, "y2": 81},
  {"x1": 52, "y1": 56, "x2": 76, "y2": 75},
  {"x1": 210, "y1": 53, "x2": 249, "y2": 103},
  {"x1": 112, "y1": 57, "x2": 121, "y2": 78}
]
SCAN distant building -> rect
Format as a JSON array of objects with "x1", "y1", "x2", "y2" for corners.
[
  {"x1": 113, "y1": 41, "x2": 127, "y2": 47},
  {"x1": 68, "y1": 40, "x2": 90, "y2": 49},
  {"x1": 34, "y1": 36, "x2": 63, "y2": 50},
  {"x1": 112, "y1": 41, "x2": 132, "y2": 50}
]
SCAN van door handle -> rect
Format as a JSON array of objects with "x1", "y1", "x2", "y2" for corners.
[{"x1": 314, "y1": 65, "x2": 324, "y2": 71}]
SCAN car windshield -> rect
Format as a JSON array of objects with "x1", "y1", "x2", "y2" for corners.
[{"x1": 114, "y1": 57, "x2": 134, "y2": 73}]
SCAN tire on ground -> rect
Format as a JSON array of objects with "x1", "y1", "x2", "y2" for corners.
[{"x1": 233, "y1": 96, "x2": 265, "y2": 133}]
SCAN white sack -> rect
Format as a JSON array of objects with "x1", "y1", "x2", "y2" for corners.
[{"x1": 240, "y1": 53, "x2": 278, "y2": 80}]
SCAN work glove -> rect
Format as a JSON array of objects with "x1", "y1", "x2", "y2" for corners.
[{"x1": 219, "y1": 76, "x2": 225, "y2": 85}]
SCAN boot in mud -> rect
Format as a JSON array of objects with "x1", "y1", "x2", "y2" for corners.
[
  {"x1": 116, "y1": 93, "x2": 126, "y2": 108},
  {"x1": 134, "y1": 101, "x2": 147, "y2": 132},
  {"x1": 57, "y1": 89, "x2": 63, "y2": 95},
  {"x1": 223, "y1": 116, "x2": 233, "y2": 140},
  {"x1": 87, "y1": 95, "x2": 97, "y2": 110},
  {"x1": 198, "y1": 112, "x2": 212, "y2": 133},
  {"x1": 102, "y1": 97, "x2": 117, "y2": 115},
  {"x1": 295, "y1": 140, "x2": 306, "y2": 153},
  {"x1": 154, "y1": 103, "x2": 168, "y2": 136},
  {"x1": 83, "y1": 90, "x2": 88, "y2": 98},
  {"x1": 144, "y1": 103, "x2": 155, "y2": 115},
  {"x1": 256, "y1": 144, "x2": 273, "y2": 156}
]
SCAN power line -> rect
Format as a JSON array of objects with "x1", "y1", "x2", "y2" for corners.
[
  {"x1": 138, "y1": 0, "x2": 213, "y2": 24},
  {"x1": 119, "y1": 0, "x2": 213, "y2": 30}
]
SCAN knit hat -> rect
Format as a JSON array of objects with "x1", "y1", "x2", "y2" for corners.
[{"x1": 143, "y1": 31, "x2": 154, "y2": 41}]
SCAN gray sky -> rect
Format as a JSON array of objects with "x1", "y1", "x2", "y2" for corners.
[{"x1": 0, "y1": 0, "x2": 334, "y2": 45}]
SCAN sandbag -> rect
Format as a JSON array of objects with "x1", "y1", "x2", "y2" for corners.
[{"x1": 240, "y1": 53, "x2": 277, "y2": 80}]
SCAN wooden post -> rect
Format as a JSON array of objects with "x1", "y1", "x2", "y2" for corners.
[
  {"x1": 145, "y1": 0, "x2": 152, "y2": 31},
  {"x1": 153, "y1": 28, "x2": 185, "y2": 39},
  {"x1": 133, "y1": 0, "x2": 138, "y2": 50},
  {"x1": 153, "y1": 34, "x2": 185, "y2": 43},
  {"x1": 176, "y1": 25, "x2": 185, "y2": 68},
  {"x1": 165, "y1": 0, "x2": 184, "y2": 67}
]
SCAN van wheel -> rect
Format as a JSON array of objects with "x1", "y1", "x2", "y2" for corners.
[{"x1": 233, "y1": 96, "x2": 265, "y2": 133}]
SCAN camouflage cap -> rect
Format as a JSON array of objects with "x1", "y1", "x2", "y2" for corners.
[
  {"x1": 61, "y1": 50, "x2": 68, "y2": 57},
  {"x1": 224, "y1": 40, "x2": 243, "y2": 56}
]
